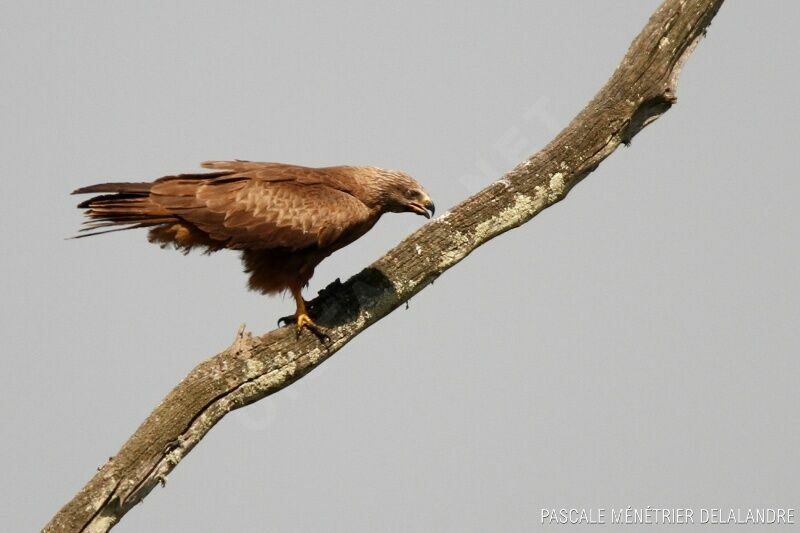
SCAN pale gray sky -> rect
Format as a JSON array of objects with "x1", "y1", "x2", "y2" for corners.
[{"x1": 2, "y1": 2, "x2": 799, "y2": 532}]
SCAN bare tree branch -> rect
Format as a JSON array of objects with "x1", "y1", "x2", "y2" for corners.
[{"x1": 44, "y1": 1, "x2": 725, "y2": 531}]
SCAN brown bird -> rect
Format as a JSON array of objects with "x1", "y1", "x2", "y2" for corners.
[{"x1": 73, "y1": 160, "x2": 434, "y2": 331}]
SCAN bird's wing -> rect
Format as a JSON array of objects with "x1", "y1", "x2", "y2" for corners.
[
  {"x1": 199, "y1": 160, "x2": 327, "y2": 184},
  {"x1": 150, "y1": 170, "x2": 373, "y2": 251}
]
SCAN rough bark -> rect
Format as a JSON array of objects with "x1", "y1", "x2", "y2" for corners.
[{"x1": 45, "y1": 1, "x2": 725, "y2": 531}]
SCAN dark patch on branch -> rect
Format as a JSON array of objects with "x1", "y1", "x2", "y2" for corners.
[{"x1": 309, "y1": 267, "x2": 397, "y2": 328}]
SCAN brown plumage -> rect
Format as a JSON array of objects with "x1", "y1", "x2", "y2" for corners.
[{"x1": 74, "y1": 160, "x2": 435, "y2": 330}]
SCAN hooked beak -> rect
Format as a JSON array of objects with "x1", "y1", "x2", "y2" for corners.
[{"x1": 408, "y1": 195, "x2": 436, "y2": 219}]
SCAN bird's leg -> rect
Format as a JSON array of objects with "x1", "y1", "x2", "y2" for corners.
[
  {"x1": 290, "y1": 285, "x2": 313, "y2": 329},
  {"x1": 277, "y1": 285, "x2": 312, "y2": 327},
  {"x1": 286, "y1": 284, "x2": 330, "y2": 342}
]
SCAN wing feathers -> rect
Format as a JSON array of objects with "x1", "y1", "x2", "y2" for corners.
[{"x1": 75, "y1": 161, "x2": 376, "y2": 251}]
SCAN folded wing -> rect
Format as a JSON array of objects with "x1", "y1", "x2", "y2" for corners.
[
  {"x1": 74, "y1": 161, "x2": 375, "y2": 252},
  {"x1": 151, "y1": 176, "x2": 373, "y2": 250}
]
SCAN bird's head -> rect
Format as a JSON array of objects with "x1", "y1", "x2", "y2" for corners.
[{"x1": 365, "y1": 168, "x2": 435, "y2": 219}]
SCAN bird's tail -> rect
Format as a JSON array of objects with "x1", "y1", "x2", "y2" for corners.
[{"x1": 72, "y1": 182, "x2": 174, "y2": 237}]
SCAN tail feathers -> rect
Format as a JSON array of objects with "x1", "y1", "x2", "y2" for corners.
[
  {"x1": 73, "y1": 184, "x2": 174, "y2": 238},
  {"x1": 70, "y1": 223, "x2": 157, "y2": 239},
  {"x1": 76, "y1": 192, "x2": 150, "y2": 209},
  {"x1": 72, "y1": 182, "x2": 153, "y2": 195}
]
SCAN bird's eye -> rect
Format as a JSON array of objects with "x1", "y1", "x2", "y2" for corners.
[{"x1": 405, "y1": 189, "x2": 416, "y2": 198}]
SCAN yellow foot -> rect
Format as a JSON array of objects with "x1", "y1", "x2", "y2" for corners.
[
  {"x1": 293, "y1": 313, "x2": 331, "y2": 343},
  {"x1": 282, "y1": 285, "x2": 331, "y2": 342},
  {"x1": 296, "y1": 313, "x2": 314, "y2": 329}
]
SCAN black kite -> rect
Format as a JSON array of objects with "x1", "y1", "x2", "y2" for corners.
[{"x1": 73, "y1": 161, "x2": 434, "y2": 330}]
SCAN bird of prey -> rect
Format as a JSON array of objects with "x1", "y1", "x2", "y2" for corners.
[{"x1": 73, "y1": 160, "x2": 435, "y2": 331}]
